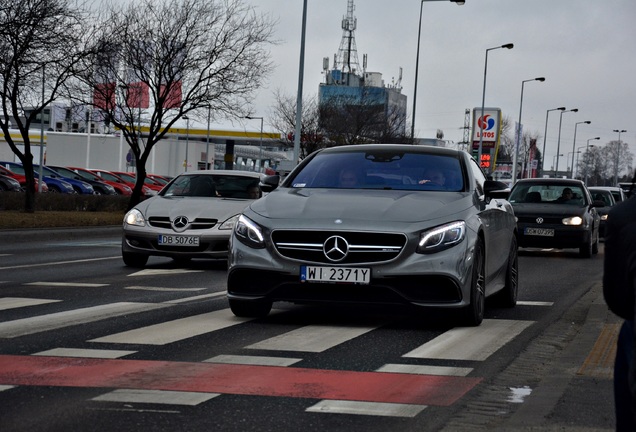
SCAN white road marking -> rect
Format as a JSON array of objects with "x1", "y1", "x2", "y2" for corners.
[
  {"x1": 376, "y1": 364, "x2": 473, "y2": 377},
  {"x1": 0, "y1": 302, "x2": 168, "y2": 338},
  {"x1": 125, "y1": 286, "x2": 206, "y2": 292},
  {"x1": 403, "y1": 319, "x2": 534, "y2": 361},
  {"x1": 0, "y1": 297, "x2": 61, "y2": 310},
  {"x1": 0, "y1": 256, "x2": 120, "y2": 271},
  {"x1": 246, "y1": 324, "x2": 379, "y2": 353},
  {"x1": 163, "y1": 292, "x2": 227, "y2": 304},
  {"x1": 92, "y1": 389, "x2": 219, "y2": 405},
  {"x1": 33, "y1": 348, "x2": 136, "y2": 359},
  {"x1": 128, "y1": 269, "x2": 204, "y2": 277},
  {"x1": 517, "y1": 301, "x2": 553, "y2": 306},
  {"x1": 89, "y1": 309, "x2": 252, "y2": 345},
  {"x1": 0, "y1": 385, "x2": 15, "y2": 392},
  {"x1": 205, "y1": 354, "x2": 303, "y2": 367},
  {"x1": 25, "y1": 282, "x2": 109, "y2": 287},
  {"x1": 306, "y1": 400, "x2": 427, "y2": 417}
]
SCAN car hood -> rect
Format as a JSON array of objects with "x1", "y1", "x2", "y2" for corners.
[
  {"x1": 136, "y1": 196, "x2": 253, "y2": 221},
  {"x1": 248, "y1": 188, "x2": 473, "y2": 224},
  {"x1": 511, "y1": 202, "x2": 588, "y2": 216}
]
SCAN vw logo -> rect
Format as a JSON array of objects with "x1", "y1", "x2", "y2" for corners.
[
  {"x1": 172, "y1": 216, "x2": 189, "y2": 232},
  {"x1": 323, "y1": 235, "x2": 349, "y2": 262},
  {"x1": 536, "y1": 217, "x2": 544, "y2": 224}
]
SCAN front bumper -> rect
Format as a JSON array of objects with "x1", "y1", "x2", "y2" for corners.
[
  {"x1": 122, "y1": 226, "x2": 231, "y2": 259},
  {"x1": 516, "y1": 222, "x2": 591, "y2": 249}
]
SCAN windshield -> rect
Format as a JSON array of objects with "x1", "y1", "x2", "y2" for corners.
[
  {"x1": 509, "y1": 184, "x2": 588, "y2": 206},
  {"x1": 287, "y1": 151, "x2": 464, "y2": 191},
  {"x1": 162, "y1": 174, "x2": 261, "y2": 199}
]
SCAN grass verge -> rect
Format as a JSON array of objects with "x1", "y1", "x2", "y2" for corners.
[{"x1": 1, "y1": 210, "x2": 125, "y2": 230}]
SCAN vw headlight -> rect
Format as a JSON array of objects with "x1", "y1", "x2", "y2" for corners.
[
  {"x1": 417, "y1": 221, "x2": 466, "y2": 254},
  {"x1": 562, "y1": 216, "x2": 583, "y2": 226},
  {"x1": 234, "y1": 214, "x2": 265, "y2": 248},
  {"x1": 124, "y1": 208, "x2": 146, "y2": 227}
]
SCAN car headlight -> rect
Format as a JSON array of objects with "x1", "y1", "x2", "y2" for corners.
[
  {"x1": 106, "y1": 185, "x2": 116, "y2": 193},
  {"x1": 562, "y1": 216, "x2": 583, "y2": 226},
  {"x1": 234, "y1": 214, "x2": 265, "y2": 248},
  {"x1": 219, "y1": 214, "x2": 240, "y2": 230},
  {"x1": 600, "y1": 214, "x2": 608, "y2": 221},
  {"x1": 124, "y1": 208, "x2": 146, "y2": 227},
  {"x1": 417, "y1": 221, "x2": 465, "y2": 254}
]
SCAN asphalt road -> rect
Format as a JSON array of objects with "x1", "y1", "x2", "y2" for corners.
[{"x1": 0, "y1": 227, "x2": 617, "y2": 431}]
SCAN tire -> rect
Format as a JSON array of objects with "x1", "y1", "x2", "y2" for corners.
[
  {"x1": 229, "y1": 298, "x2": 272, "y2": 318},
  {"x1": 122, "y1": 251, "x2": 149, "y2": 268},
  {"x1": 579, "y1": 233, "x2": 593, "y2": 258},
  {"x1": 461, "y1": 238, "x2": 485, "y2": 326},
  {"x1": 496, "y1": 237, "x2": 518, "y2": 308}
]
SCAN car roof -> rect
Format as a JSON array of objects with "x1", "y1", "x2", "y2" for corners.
[
  {"x1": 175, "y1": 170, "x2": 262, "y2": 178},
  {"x1": 317, "y1": 144, "x2": 464, "y2": 158},
  {"x1": 513, "y1": 178, "x2": 585, "y2": 186}
]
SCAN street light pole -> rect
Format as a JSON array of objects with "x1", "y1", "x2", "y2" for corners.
[
  {"x1": 411, "y1": 0, "x2": 465, "y2": 140},
  {"x1": 584, "y1": 137, "x2": 600, "y2": 186},
  {"x1": 555, "y1": 108, "x2": 578, "y2": 174},
  {"x1": 245, "y1": 116, "x2": 264, "y2": 172},
  {"x1": 293, "y1": 0, "x2": 307, "y2": 167},
  {"x1": 183, "y1": 115, "x2": 189, "y2": 172},
  {"x1": 574, "y1": 145, "x2": 589, "y2": 179},
  {"x1": 613, "y1": 129, "x2": 627, "y2": 185},
  {"x1": 477, "y1": 43, "x2": 514, "y2": 170},
  {"x1": 512, "y1": 77, "x2": 545, "y2": 183},
  {"x1": 552, "y1": 153, "x2": 563, "y2": 176},
  {"x1": 570, "y1": 120, "x2": 590, "y2": 178},
  {"x1": 541, "y1": 107, "x2": 566, "y2": 174}
]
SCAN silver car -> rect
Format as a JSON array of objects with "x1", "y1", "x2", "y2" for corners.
[
  {"x1": 122, "y1": 170, "x2": 265, "y2": 267},
  {"x1": 228, "y1": 144, "x2": 518, "y2": 326}
]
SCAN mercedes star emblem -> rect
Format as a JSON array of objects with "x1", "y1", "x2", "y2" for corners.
[{"x1": 323, "y1": 235, "x2": 349, "y2": 262}]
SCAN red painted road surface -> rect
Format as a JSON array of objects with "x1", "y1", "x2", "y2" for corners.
[{"x1": 0, "y1": 355, "x2": 481, "y2": 406}]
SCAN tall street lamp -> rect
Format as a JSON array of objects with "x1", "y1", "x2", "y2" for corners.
[
  {"x1": 293, "y1": 0, "x2": 308, "y2": 166},
  {"x1": 570, "y1": 120, "x2": 591, "y2": 178},
  {"x1": 411, "y1": 0, "x2": 466, "y2": 140},
  {"x1": 613, "y1": 129, "x2": 627, "y2": 185},
  {"x1": 552, "y1": 153, "x2": 563, "y2": 176},
  {"x1": 584, "y1": 137, "x2": 600, "y2": 186},
  {"x1": 245, "y1": 116, "x2": 264, "y2": 173},
  {"x1": 183, "y1": 115, "x2": 190, "y2": 172},
  {"x1": 477, "y1": 43, "x2": 514, "y2": 169},
  {"x1": 512, "y1": 77, "x2": 545, "y2": 183},
  {"x1": 555, "y1": 108, "x2": 578, "y2": 173},
  {"x1": 574, "y1": 145, "x2": 590, "y2": 179},
  {"x1": 541, "y1": 107, "x2": 566, "y2": 173}
]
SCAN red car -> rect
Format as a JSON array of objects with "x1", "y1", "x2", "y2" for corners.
[
  {"x1": 90, "y1": 169, "x2": 155, "y2": 197},
  {"x1": 0, "y1": 165, "x2": 48, "y2": 192},
  {"x1": 113, "y1": 171, "x2": 163, "y2": 194},
  {"x1": 68, "y1": 167, "x2": 132, "y2": 196}
]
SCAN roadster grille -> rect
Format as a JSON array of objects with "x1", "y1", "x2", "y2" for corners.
[
  {"x1": 271, "y1": 230, "x2": 407, "y2": 264},
  {"x1": 148, "y1": 216, "x2": 218, "y2": 230}
]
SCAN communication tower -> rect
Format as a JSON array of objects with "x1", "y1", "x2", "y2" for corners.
[{"x1": 335, "y1": 0, "x2": 360, "y2": 74}]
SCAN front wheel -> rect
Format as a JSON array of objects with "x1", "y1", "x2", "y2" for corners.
[
  {"x1": 461, "y1": 238, "x2": 485, "y2": 326},
  {"x1": 229, "y1": 298, "x2": 272, "y2": 318},
  {"x1": 495, "y1": 237, "x2": 518, "y2": 308},
  {"x1": 579, "y1": 233, "x2": 593, "y2": 258}
]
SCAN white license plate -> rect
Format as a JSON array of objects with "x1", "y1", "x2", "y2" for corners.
[
  {"x1": 524, "y1": 227, "x2": 554, "y2": 237},
  {"x1": 301, "y1": 266, "x2": 371, "y2": 284},
  {"x1": 158, "y1": 234, "x2": 200, "y2": 246}
]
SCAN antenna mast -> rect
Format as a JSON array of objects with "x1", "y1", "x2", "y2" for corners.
[{"x1": 335, "y1": 0, "x2": 360, "y2": 74}]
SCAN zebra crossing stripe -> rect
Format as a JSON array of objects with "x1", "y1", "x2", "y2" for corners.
[
  {"x1": 92, "y1": 389, "x2": 220, "y2": 405},
  {"x1": 0, "y1": 355, "x2": 482, "y2": 406},
  {"x1": 306, "y1": 400, "x2": 427, "y2": 417},
  {"x1": 0, "y1": 297, "x2": 61, "y2": 311}
]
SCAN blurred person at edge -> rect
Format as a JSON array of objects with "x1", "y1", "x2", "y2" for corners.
[{"x1": 603, "y1": 170, "x2": 636, "y2": 431}]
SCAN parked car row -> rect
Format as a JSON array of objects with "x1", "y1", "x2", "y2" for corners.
[{"x1": 0, "y1": 161, "x2": 170, "y2": 197}]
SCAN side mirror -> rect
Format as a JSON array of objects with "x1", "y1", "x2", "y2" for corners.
[
  {"x1": 260, "y1": 174, "x2": 280, "y2": 192},
  {"x1": 484, "y1": 179, "x2": 510, "y2": 199}
]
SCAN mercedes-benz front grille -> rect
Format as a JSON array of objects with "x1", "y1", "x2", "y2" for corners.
[
  {"x1": 271, "y1": 230, "x2": 407, "y2": 264},
  {"x1": 148, "y1": 216, "x2": 218, "y2": 230}
]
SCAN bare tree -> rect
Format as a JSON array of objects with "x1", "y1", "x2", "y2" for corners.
[
  {"x1": 267, "y1": 89, "x2": 324, "y2": 159},
  {"x1": 0, "y1": 0, "x2": 93, "y2": 212},
  {"x1": 69, "y1": 0, "x2": 276, "y2": 208}
]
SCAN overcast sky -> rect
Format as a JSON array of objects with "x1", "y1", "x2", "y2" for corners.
[{"x1": 236, "y1": 0, "x2": 635, "y2": 169}]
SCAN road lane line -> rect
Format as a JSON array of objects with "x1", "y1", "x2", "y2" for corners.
[
  {"x1": 33, "y1": 348, "x2": 136, "y2": 359},
  {"x1": 25, "y1": 282, "x2": 109, "y2": 287},
  {"x1": 306, "y1": 400, "x2": 427, "y2": 417},
  {"x1": 376, "y1": 364, "x2": 473, "y2": 377},
  {"x1": 92, "y1": 389, "x2": 220, "y2": 405},
  {"x1": 0, "y1": 297, "x2": 61, "y2": 311},
  {"x1": 205, "y1": 355, "x2": 303, "y2": 367},
  {"x1": 89, "y1": 309, "x2": 252, "y2": 345},
  {"x1": 163, "y1": 292, "x2": 226, "y2": 304},
  {"x1": 0, "y1": 302, "x2": 168, "y2": 338},
  {"x1": 403, "y1": 319, "x2": 534, "y2": 361},
  {"x1": 246, "y1": 324, "x2": 379, "y2": 353},
  {"x1": 126, "y1": 286, "x2": 206, "y2": 292},
  {"x1": 0, "y1": 256, "x2": 120, "y2": 271}
]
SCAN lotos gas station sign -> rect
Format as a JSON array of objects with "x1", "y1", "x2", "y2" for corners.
[{"x1": 471, "y1": 107, "x2": 503, "y2": 169}]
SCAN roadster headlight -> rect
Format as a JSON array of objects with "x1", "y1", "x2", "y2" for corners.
[
  {"x1": 234, "y1": 214, "x2": 265, "y2": 248},
  {"x1": 124, "y1": 208, "x2": 146, "y2": 227},
  {"x1": 417, "y1": 221, "x2": 465, "y2": 254},
  {"x1": 219, "y1": 214, "x2": 240, "y2": 230}
]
